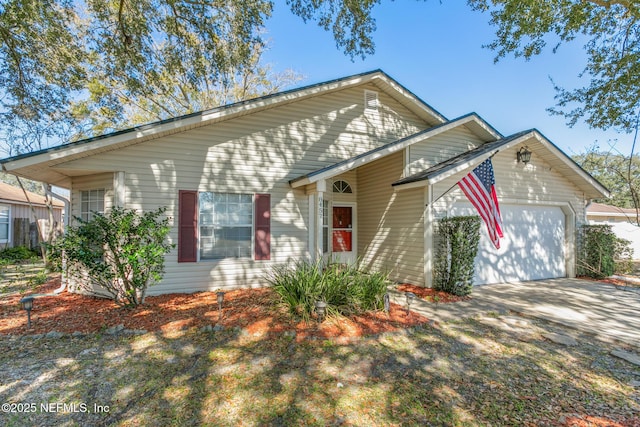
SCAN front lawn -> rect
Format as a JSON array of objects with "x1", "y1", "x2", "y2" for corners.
[
  {"x1": 0, "y1": 311, "x2": 638, "y2": 426},
  {"x1": 0, "y1": 256, "x2": 50, "y2": 296}
]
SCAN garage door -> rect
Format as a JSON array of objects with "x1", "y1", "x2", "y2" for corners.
[{"x1": 451, "y1": 204, "x2": 566, "y2": 285}]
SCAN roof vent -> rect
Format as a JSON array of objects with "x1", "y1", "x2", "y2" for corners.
[{"x1": 364, "y1": 90, "x2": 378, "y2": 112}]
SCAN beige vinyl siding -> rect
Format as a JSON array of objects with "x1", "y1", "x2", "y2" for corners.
[
  {"x1": 8, "y1": 203, "x2": 62, "y2": 223},
  {"x1": 357, "y1": 152, "x2": 425, "y2": 285},
  {"x1": 432, "y1": 147, "x2": 586, "y2": 219},
  {"x1": 407, "y1": 125, "x2": 485, "y2": 176},
  {"x1": 57, "y1": 83, "x2": 431, "y2": 293}
]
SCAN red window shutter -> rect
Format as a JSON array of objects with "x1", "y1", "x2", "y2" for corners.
[
  {"x1": 254, "y1": 193, "x2": 271, "y2": 260},
  {"x1": 178, "y1": 190, "x2": 198, "y2": 262}
]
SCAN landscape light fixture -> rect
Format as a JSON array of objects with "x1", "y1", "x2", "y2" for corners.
[
  {"x1": 20, "y1": 296, "x2": 35, "y2": 329},
  {"x1": 383, "y1": 293, "x2": 390, "y2": 314},
  {"x1": 315, "y1": 300, "x2": 327, "y2": 323},
  {"x1": 517, "y1": 146, "x2": 532, "y2": 165},
  {"x1": 405, "y1": 292, "x2": 416, "y2": 316},
  {"x1": 217, "y1": 291, "x2": 225, "y2": 311}
]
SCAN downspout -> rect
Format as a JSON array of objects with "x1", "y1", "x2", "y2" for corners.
[{"x1": 45, "y1": 186, "x2": 70, "y2": 294}]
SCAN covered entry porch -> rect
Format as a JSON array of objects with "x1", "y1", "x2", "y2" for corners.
[{"x1": 291, "y1": 151, "x2": 427, "y2": 286}]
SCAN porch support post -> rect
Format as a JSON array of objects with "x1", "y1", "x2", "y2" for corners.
[
  {"x1": 424, "y1": 184, "x2": 434, "y2": 287},
  {"x1": 308, "y1": 193, "x2": 317, "y2": 260},
  {"x1": 307, "y1": 180, "x2": 326, "y2": 261},
  {"x1": 316, "y1": 180, "x2": 326, "y2": 261},
  {"x1": 113, "y1": 171, "x2": 125, "y2": 208}
]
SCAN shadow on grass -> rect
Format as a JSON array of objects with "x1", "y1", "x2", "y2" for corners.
[{"x1": 0, "y1": 314, "x2": 638, "y2": 426}]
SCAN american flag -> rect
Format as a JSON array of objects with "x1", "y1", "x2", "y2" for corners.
[{"x1": 457, "y1": 158, "x2": 504, "y2": 249}]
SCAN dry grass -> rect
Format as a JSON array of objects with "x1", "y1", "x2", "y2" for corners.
[{"x1": 1, "y1": 308, "x2": 638, "y2": 426}]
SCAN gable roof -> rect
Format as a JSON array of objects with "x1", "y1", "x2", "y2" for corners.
[
  {"x1": 392, "y1": 129, "x2": 610, "y2": 199},
  {"x1": 290, "y1": 113, "x2": 502, "y2": 188},
  {"x1": 1, "y1": 70, "x2": 447, "y2": 187},
  {"x1": 0, "y1": 182, "x2": 64, "y2": 208}
]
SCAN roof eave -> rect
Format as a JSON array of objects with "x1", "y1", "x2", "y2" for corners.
[
  {"x1": 290, "y1": 113, "x2": 501, "y2": 188},
  {"x1": 392, "y1": 130, "x2": 611, "y2": 200},
  {"x1": 2, "y1": 70, "x2": 450, "y2": 179}
]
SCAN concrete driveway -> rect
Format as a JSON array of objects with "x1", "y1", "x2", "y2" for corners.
[{"x1": 391, "y1": 278, "x2": 640, "y2": 348}]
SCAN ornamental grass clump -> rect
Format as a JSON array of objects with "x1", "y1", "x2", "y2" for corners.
[{"x1": 265, "y1": 260, "x2": 390, "y2": 322}]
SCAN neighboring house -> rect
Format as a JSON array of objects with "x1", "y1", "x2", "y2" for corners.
[
  {"x1": 0, "y1": 182, "x2": 64, "y2": 249},
  {"x1": 0, "y1": 70, "x2": 609, "y2": 293},
  {"x1": 587, "y1": 202, "x2": 640, "y2": 259}
]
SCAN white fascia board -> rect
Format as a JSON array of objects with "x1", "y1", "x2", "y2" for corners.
[{"x1": 291, "y1": 115, "x2": 491, "y2": 189}]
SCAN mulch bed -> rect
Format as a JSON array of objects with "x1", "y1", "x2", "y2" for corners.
[
  {"x1": 396, "y1": 283, "x2": 471, "y2": 303},
  {"x1": 0, "y1": 278, "x2": 435, "y2": 341}
]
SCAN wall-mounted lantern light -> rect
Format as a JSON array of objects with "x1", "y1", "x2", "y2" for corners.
[{"x1": 517, "y1": 146, "x2": 532, "y2": 164}]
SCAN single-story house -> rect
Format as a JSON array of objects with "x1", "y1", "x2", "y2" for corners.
[
  {"x1": 587, "y1": 202, "x2": 640, "y2": 259},
  {"x1": 0, "y1": 181, "x2": 64, "y2": 249},
  {"x1": 0, "y1": 70, "x2": 609, "y2": 293}
]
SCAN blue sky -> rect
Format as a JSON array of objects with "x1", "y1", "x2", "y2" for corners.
[{"x1": 263, "y1": 1, "x2": 634, "y2": 157}]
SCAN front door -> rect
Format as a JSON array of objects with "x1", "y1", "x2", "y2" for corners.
[{"x1": 332, "y1": 204, "x2": 356, "y2": 264}]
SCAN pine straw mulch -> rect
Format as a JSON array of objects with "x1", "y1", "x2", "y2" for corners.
[{"x1": 0, "y1": 278, "x2": 439, "y2": 341}]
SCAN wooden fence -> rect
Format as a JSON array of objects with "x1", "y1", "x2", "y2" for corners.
[{"x1": 11, "y1": 218, "x2": 62, "y2": 252}]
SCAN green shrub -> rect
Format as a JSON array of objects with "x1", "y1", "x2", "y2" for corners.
[
  {"x1": 577, "y1": 225, "x2": 618, "y2": 278},
  {"x1": 577, "y1": 225, "x2": 634, "y2": 277},
  {"x1": 0, "y1": 246, "x2": 38, "y2": 262},
  {"x1": 265, "y1": 260, "x2": 390, "y2": 321},
  {"x1": 57, "y1": 206, "x2": 174, "y2": 307},
  {"x1": 614, "y1": 237, "x2": 634, "y2": 275},
  {"x1": 433, "y1": 216, "x2": 481, "y2": 297}
]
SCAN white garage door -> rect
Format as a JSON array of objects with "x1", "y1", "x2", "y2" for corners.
[{"x1": 451, "y1": 204, "x2": 566, "y2": 285}]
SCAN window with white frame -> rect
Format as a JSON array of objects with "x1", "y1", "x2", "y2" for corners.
[
  {"x1": 333, "y1": 180, "x2": 352, "y2": 193},
  {"x1": 80, "y1": 189, "x2": 105, "y2": 221},
  {"x1": 0, "y1": 205, "x2": 9, "y2": 243},
  {"x1": 199, "y1": 192, "x2": 253, "y2": 259}
]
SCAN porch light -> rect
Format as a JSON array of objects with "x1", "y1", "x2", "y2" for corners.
[
  {"x1": 20, "y1": 296, "x2": 35, "y2": 329},
  {"x1": 517, "y1": 146, "x2": 532, "y2": 164},
  {"x1": 315, "y1": 300, "x2": 327, "y2": 322},
  {"x1": 405, "y1": 292, "x2": 416, "y2": 316}
]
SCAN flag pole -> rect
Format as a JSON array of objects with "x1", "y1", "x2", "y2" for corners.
[{"x1": 427, "y1": 151, "x2": 500, "y2": 206}]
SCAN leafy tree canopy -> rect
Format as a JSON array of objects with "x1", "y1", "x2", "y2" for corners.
[
  {"x1": 0, "y1": 0, "x2": 276, "y2": 154},
  {"x1": 2, "y1": 0, "x2": 638, "y2": 157},
  {"x1": 468, "y1": 0, "x2": 640, "y2": 134},
  {"x1": 573, "y1": 149, "x2": 640, "y2": 210}
]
